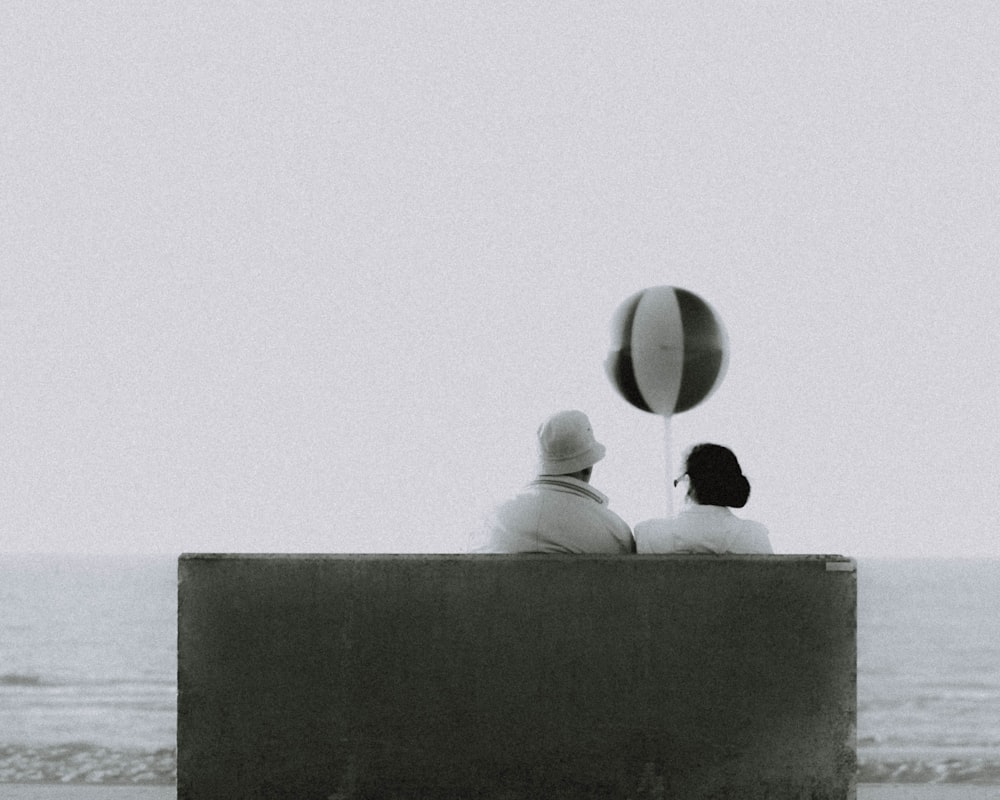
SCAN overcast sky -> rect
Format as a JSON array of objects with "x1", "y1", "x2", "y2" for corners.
[{"x1": 3, "y1": 3, "x2": 997, "y2": 558}]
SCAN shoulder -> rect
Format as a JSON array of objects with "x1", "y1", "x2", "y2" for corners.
[
  {"x1": 734, "y1": 516, "x2": 769, "y2": 536},
  {"x1": 731, "y1": 516, "x2": 773, "y2": 553},
  {"x1": 580, "y1": 502, "x2": 633, "y2": 542},
  {"x1": 602, "y1": 505, "x2": 632, "y2": 530},
  {"x1": 634, "y1": 518, "x2": 678, "y2": 553},
  {"x1": 634, "y1": 518, "x2": 675, "y2": 536}
]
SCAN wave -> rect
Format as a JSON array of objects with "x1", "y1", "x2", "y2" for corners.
[
  {"x1": 0, "y1": 743, "x2": 175, "y2": 784},
  {"x1": 1, "y1": 745, "x2": 998, "y2": 786},
  {"x1": 0, "y1": 673, "x2": 42, "y2": 686},
  {"x1": 858, "y1": 755, "x2": 1000, "y2": 784},
  {"x1": 0, "y1": 672, "x2": 175, "y2": 689}
]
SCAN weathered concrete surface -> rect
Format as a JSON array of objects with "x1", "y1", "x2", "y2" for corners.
[{"x1": 178, "y1": 554, "x2": 857, "y2": 800}]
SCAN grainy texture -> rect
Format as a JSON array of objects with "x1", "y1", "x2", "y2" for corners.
[
  {"x1": 178, "y1": 554, "x2": 857, "y2": 800},
  {"x1": 8, "y1": 785, "x2": 1000, "y2": 800},
  {"x1": 2, "y1": 788, "x2": 177, "y2": 799}
]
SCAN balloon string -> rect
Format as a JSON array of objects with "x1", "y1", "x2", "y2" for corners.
[{"x1": 664, "y1": 415, "x2": 673, "y2": 518}]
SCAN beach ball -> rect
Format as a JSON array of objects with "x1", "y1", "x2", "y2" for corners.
[{"x1": 605, "y1": 286, "x2": 729, "y2": 415}]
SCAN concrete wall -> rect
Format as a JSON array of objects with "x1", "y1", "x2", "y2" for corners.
[{"x1": 178, "y1": 554, "x2": 857, "y2": 800}]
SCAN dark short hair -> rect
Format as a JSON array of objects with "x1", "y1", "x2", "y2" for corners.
[{"x1": 684, "y1": 443, "x2": 751, "y2": 508}]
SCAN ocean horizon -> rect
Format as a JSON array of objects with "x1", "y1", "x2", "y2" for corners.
[{"x1": 0, "y1": 553, "x2": 997, "y2": 785}]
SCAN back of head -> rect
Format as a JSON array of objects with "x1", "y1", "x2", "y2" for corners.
[
  {"x1": 684, "y1": 443, "x2": 751, "y2": 508},
  {"x1": 536, "y1": 410, "x2": 606, "y2": 476}
]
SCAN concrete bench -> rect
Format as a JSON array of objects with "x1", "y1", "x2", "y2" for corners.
[{"x1": 178, "y1": 554, "x2": 856, "y2": 800}]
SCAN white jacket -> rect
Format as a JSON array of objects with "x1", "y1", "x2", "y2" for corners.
[
  {"x1": 635, "y1": 503, "x2": 772, "y2": 554},
  {"x1": 474, "y1": 475, "x2": 634, "y2": 554}
]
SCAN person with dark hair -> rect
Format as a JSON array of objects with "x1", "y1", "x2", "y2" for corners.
[{"x1": 634, "y1": 443, "x2": 772, "y2": 554}]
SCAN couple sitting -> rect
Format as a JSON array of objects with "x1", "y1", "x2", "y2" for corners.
[{"x1": 474, "y1": 409, "x2": 772, "y2": 555}]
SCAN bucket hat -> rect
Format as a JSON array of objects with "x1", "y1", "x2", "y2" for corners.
[{"x1": 536, "y1": 410, "x2": 606, "y2": 475}]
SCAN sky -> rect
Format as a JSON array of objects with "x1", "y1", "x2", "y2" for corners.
[{"x1": 2, "y1": 2, "x2": 998, "y2": 558}]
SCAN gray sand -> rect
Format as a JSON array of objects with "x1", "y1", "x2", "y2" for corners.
[
  {"x1": 4, "y1": 786, "x2": 1000, "y2": 800},
  {"x1": 859, "y1": 788, "x2": 1000, "y2": 800},
  {"x1": 3, "y1": 788, "x2": 174, "y2": 800}
]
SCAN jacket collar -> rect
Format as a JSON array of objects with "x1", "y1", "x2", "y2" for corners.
[
  {"x1": 528, "y1": 475, "x2": 608, "y2": 505},
  {"x1": 681, "y1": 502, "x2": 733, "y2": 515}
]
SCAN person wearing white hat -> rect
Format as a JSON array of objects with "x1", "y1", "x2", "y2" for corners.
[{"x1": 472, "y1": 410, "x2": 634, "y2": 554}]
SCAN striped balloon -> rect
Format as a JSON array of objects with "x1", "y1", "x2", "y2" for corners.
[{"x1": 605, "y1": 286, "x2": 729, "y2": 415}]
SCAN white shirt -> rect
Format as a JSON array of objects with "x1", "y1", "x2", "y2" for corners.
[
  {"x1": 473, "y1": 475, "x2": 634, "y2": 554},
  {"x1": 634, "y1": 504, "x2": 772, "y2": 554}
]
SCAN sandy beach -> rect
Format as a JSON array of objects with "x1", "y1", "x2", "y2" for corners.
[
  {"x1": 858, "y1": 788, "x2": 1000, "y2": 800},
  {"x1": 4, "y1": 788, "x2": 173, "y2": 800},
  {"x1": 4, "y1": 786, "x2": 1000, "y2": 800}
]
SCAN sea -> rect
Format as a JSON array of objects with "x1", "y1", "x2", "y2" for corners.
[{"x1": 0, "y1": 554, "x2": 998, "y2": 786}]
